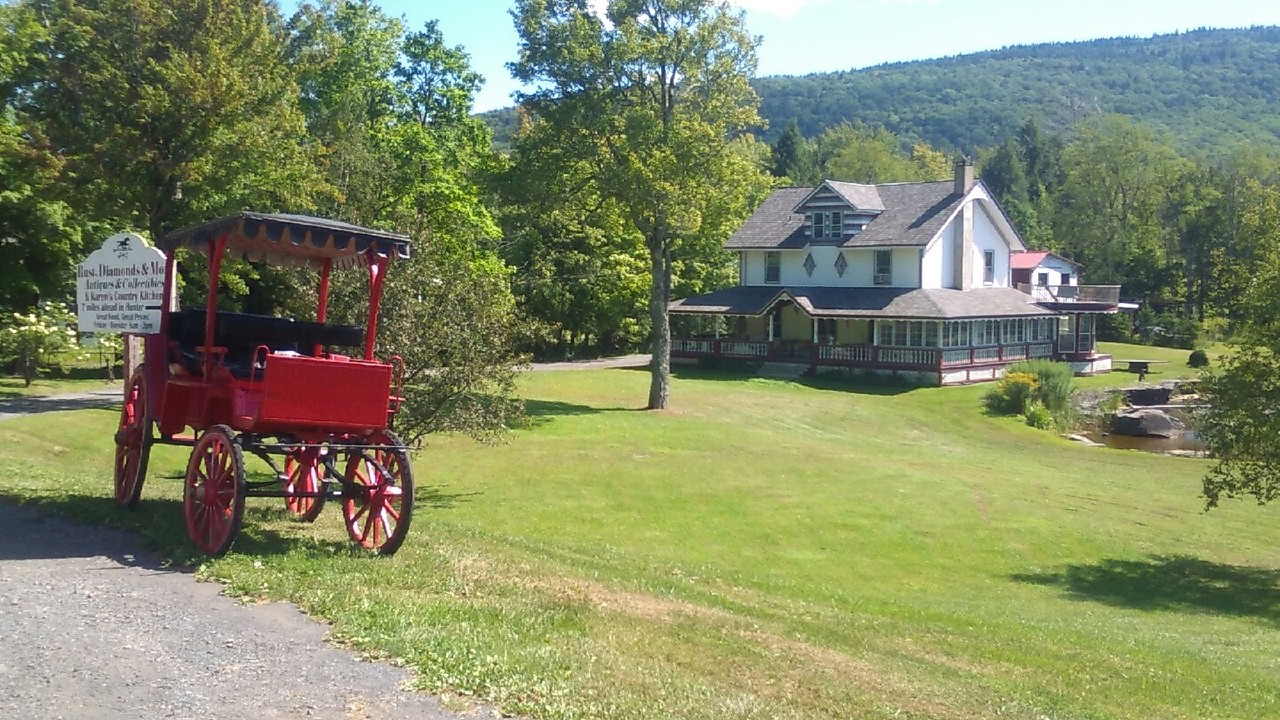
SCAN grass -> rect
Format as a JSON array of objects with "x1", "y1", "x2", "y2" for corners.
[{"x1": 2, "y1": 353, "x2": 1278, "y2": 719}]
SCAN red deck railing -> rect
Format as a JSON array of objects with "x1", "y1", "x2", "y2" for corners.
[{"x1": 672, "y1": 338, "x2": 1055, "y2": 371}]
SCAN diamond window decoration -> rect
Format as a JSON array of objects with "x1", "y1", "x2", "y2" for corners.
[
  {"x1": 834, "y1": 251, "x2": 848, "y2": 277},
  {"x1": 803, "y1": 253, "x2": 816, "y2": 277}
]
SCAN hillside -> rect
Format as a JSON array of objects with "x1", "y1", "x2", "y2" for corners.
[{"x1": 482, "y1": 26, "x2": 1280, "y2": 154}]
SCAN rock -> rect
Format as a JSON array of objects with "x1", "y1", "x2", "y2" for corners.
[
  {"x1": 1110, "y1": 407, "x2": 1185, "y2": 437},
  {"x1": 1067, "y1": 433, "x2": 1103, "y2": 446},
  {"x1": 1123, "y1": 385, "x2": 1173, "y2": 406}
]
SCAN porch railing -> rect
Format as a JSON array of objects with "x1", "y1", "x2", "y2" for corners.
[
  {"x1": 673, "y1": 338, "x2": 768, "y2": 357},
  {"x1": 1018, "y1": 283, "x2": 1121, "y2": 305},
  {"x1": 818, "y1": 344, "x2": 872, "y2": 363},
  {"x1": 674, "y1": 337, "x2": 1057, "y2": 370}
]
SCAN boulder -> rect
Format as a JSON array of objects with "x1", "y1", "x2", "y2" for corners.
[
  {"x1": 1123, "y1": 385, "x2": 1173, "y2": 406},
  {"x1": 1110, "y1": 408, "x2": 1185, "y2": 438}
]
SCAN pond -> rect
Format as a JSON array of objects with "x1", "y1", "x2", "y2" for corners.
[{"x1": 1080, "y1": 430, "x2": 1207, "y2": 455}]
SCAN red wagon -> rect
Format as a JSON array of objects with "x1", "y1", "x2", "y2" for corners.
[{"x1": 113, "y1": 212, "x2": 415, "y2": 556}]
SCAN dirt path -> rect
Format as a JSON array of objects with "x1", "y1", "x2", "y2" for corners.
[
  {"x1": 525, "y1": 353, "x2": 650, "y2": 372},
  {"x1": 0, "y1": 385, "x2": 124, "y2": 421}
]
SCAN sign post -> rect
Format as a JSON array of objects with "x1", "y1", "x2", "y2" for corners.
[{"x1": 75, "y1": 233, "x2": 168, "y2": 381}]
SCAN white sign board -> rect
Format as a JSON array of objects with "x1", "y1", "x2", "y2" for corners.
[{"x1": 75, "y1": 233, "x2": 168, "y2": 334}]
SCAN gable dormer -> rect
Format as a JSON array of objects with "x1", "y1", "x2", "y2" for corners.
[{"x1": 793, "y1": 180, "x2": 884, "y2": 243}]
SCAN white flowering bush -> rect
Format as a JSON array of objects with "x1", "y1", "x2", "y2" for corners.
[{"x1": 0, "y1": 302, "x2": 81, "y2": 386}]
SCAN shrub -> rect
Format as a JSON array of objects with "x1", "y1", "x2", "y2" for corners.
[
  {"x1": 1024, "y1": 400, "x2": 1055, "y2": 430},
  {"x1": 1188, "y1": 348, "x2": 1210, "y2": 368},
  {"x1": 0, "y1": 302, "x2": 81, "y2": 386},
  {"x1": 983, "y1": 371, "x2": 1039, "y2": 415},
  {"x1": 1004, "y1": 358, "x2": 1075, "y2": 414}
]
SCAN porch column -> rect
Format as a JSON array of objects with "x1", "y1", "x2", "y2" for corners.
[
  {"x1": 714, "y1": 317, "x2": 721, "y2": 339},
  {"x1": 1073, "y1": 312, "x2": 1082, "y2": 354},
  {"x1": 768, "y1": 315, "x2": 774, "y2": 342},
  {"x1": 812, "y1": 318, "x2": 818, "y2": 343}
]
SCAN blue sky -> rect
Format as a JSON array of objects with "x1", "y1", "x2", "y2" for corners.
[{"x1": 296, "y1": 0, "x2": 1280, "y2": 112}]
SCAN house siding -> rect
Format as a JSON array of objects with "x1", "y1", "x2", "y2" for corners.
[
  {"x1": 969, "y1": 203, "x2": 1010, "y2": 288},
  {"x1": 743, "y1": 247, "x2": 919, "y2": 288}
]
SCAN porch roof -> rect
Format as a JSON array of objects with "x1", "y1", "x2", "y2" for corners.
[{"x1": 669, "y1": 286, "x2": 1060, "y2": 320}]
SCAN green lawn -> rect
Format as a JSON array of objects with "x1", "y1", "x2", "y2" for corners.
[{"x1": 1, "y1": 358, "x2": 1276, "y2": 719}]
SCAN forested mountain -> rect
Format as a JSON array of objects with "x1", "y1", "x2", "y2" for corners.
[{"x1": 483, "y1": 26, "x2": 1280, "y2": 154}]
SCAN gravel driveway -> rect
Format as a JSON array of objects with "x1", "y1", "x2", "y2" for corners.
[{"x1": 0, "y1": 503, "x2": 481, "y2": 719}]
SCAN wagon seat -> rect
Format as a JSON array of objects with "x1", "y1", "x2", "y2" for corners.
[{"x1": 167, "y1": 309, "x2": 363, "y2": 380}]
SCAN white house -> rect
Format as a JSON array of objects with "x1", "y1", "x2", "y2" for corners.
[{"x1": 668, "y1": 160, "x2": 1120, "y2": 384}]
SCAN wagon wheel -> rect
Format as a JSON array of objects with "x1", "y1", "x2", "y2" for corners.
[
  {"x1": 283, "y1": 447, "x2": 326, "y2": 522},
  {"x1": 341, "y1": 429, "x2": 414, "y2": 556},
  {"x1": 183, "y1": 425, "x2": 246, "y2": 556},
  {"x1": 113, "y1": 369, "x2": 151, "y2": 508}
]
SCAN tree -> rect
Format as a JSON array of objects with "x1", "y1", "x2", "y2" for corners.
[
  {"x1": 287, "y1": 0, "x2": 524, "y2": 439},
  {"x1": 770, "y1": 119, "x2": 810, "y2": 181},
  {"x1": 511, "y1": 0, "x2": 770, "y2": 409},
  {"x1": 16, "y1": 0, "x2": 324, "y2": 242},
  {"x1": 0, "y1": 2, "x2": 103, "y2": 310},
  {"x1": 1052, "y1": 115, "x2": 1185, "y2": 295},
  {"x1": 495, "y1": 121, "x2": 651, "y2": 358}
]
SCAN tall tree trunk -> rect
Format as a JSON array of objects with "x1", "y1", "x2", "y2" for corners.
[{"x1": 647, "y1": 238, "x2": 670, "y2": 410}]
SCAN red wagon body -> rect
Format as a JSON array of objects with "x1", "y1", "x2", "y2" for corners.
[{"x1": 113, "y1": 212, "x2": 416, "y2": 556}]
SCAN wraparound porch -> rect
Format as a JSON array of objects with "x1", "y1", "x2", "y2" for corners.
[{"x1": 671, "y1": 312, "x2": 1110, "y2": 385}]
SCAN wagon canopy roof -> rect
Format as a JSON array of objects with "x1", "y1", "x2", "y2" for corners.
[{"x1": 160, "y1": 212, "x2": 412, "y2": 270}]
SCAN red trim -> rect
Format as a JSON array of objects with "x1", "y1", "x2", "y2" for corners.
[
  {"x1": 364, "y1": 253, "x2": 388, "y2": 361},
  {"x1": 315, "y1": 258, "x2": 331, "y2": 356},
  {"x1": 203, "y1": 235, "x2": 228, "y2": 379}
]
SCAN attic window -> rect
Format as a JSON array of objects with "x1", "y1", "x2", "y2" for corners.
[
  {"x1": 803, "y1": 253, "x2": 816, "y2": 277},
  {"x1": 811, "y1": 211, "x2": 842, "y2": 240}
]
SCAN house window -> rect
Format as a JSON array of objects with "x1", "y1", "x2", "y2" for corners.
[
  {"x1": 983, "y1": 250, "x2": 995, "y2": 284},
  {"x1": 1061, "y1": 272, "x2": 1072, "y2": 285},
  {"x1": 834, "y1": 251, "x2": 848, "y2": 277},
  {"x1": 881, "y1": 320, "x2": 937, "y2": 347},
  {"x1": 803, "y1": 253, "x2": 816, "y2": 277},
  {"x1": 769, "y1": 308, "x2": 783, "y2": 339},
  {"x1": 765, "y1": 252, "x2": 780, "y2": 284},
  {"x1": 812, "y1": 212, "x2": 827, "y2": 239},
  {"x1": 829, "y1": 211, "x2": 842, "y2": 239},
  {"x1": 1030, "y1": 318, "x2": 1053, "y2": 342},
  {"x1": 971, "y1": 319, "x2": 999, "y2": 346},
  {"x1": 817, "y1": 318, "x2": 837, "y2": 344},
  {"x1": 873, "y1": 250, "x2": 892, "y2": 286},
  {"x1": 1036, "y1": 271, "x2": 1049, "y2": 286},
  {"x1": 942, "y1": 321, "x2": 968, "y2": 348}
]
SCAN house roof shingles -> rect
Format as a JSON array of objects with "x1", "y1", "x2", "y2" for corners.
[
  {"x1": 725, "y1": 181, "x2": 962, "y2": 250},
  {"x1": 822, "y1": 181, "x2": 885, "y2": 212},
  {"x1": 669, "y1": 286, "x2": 1059, "y2": 320}
]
